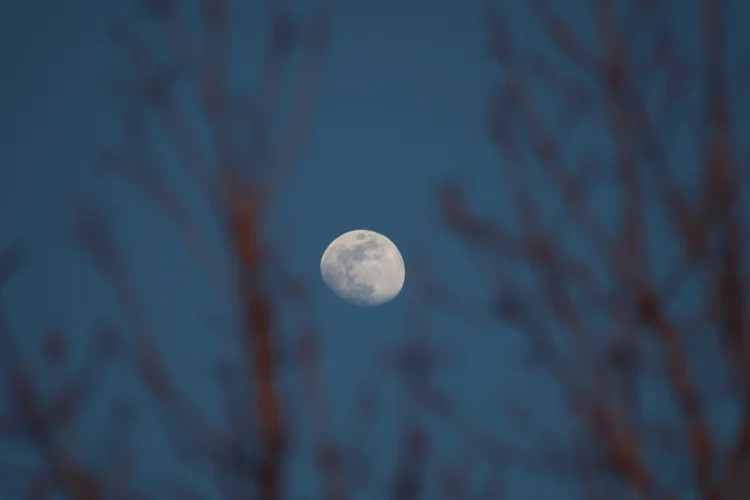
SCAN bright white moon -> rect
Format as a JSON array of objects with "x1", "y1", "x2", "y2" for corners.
[{"x1": 320, "y1": 230, "x2": 405, "y2": 307}]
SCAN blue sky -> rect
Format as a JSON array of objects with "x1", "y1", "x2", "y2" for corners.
[{"x1": 1, "y1": 0, "x2": 748, "y2": 498}]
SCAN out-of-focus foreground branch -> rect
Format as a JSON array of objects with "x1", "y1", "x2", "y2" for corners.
[
  {"x1": 0, "y1": 0, "x2": 349, "y2": 499},
  {"x1": 81, "y1": 0, "x2": 347, "y2": 498},
  {"x1": 437, "y1": 1, "x2": 748, "y2": 498},
  {"x1": 1, "y1": 250, "x2": 124, "y2": 498}
]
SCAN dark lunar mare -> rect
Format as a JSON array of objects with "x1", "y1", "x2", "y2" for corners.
[
  {"x1": 336, "y1": 239, "x2": 379, "y2": 266},
  {"x1": 321, "y1": 262, "x2": 376, "y2": 306},
  {"x1": 322, "y1": 238, "x2": 382, "y2": 306}
]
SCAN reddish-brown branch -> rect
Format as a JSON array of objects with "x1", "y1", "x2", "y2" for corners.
[
  {"x1": 0, "y1": 247, "x2": 119, "y2": 499},
  {"x1": 437, "y1": 2, "x2": 749, "y2": 497},
  {"x1": 93, "y1": 2, "x2": 340, "y2": 498}
]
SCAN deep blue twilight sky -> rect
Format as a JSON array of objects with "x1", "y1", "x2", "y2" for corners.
[{"x1": 1, "y1": 0, "x2": 748, "y2": 498}]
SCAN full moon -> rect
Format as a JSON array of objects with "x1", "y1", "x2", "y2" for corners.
[{"x1": 320, "y1": 230, "x2": 405, "y2": 307}]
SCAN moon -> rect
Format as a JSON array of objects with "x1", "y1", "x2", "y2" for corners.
[{"x1": 320, "y1": 230, "x2": 405, "y2": 307}]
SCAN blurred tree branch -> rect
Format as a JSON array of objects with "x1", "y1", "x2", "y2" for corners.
[
  {"x1": 437, "y1": 0, "x2": 748, "y2": 498},
  {"x1": 0, "y1": 247, "x2": 125, "y2": 499},
  {"x1": 85, "y1": 1, "x2": 345, "y2": 499}
]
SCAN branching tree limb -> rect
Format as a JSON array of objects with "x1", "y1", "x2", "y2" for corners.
[{"x1": 437, "y1": 1, "x2": 748, "y2": 498}]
